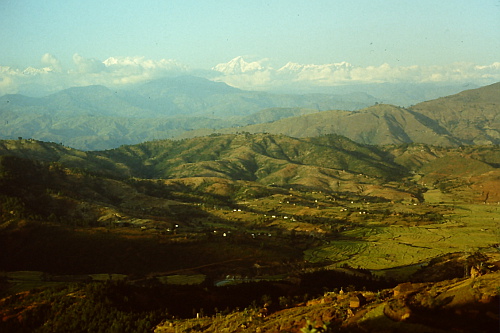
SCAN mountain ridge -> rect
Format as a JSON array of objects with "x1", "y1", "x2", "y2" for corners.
[
  {"x1": 2, "y1": 133, "x2": 500, "y2": 204},
  {"x1": 177, "y1": 83, "x2": 500, "y2": 147},
  {"x1": 1, "y1": 80, "x2": 498, "y2": 150},
  {"x1": 0, "y1": 76, "x2": 381, "y2": 150},
  {"x1": 1, "y1": 133, "x2": 499, "y2": 332},
  {"x1": 409, "y1": 81, "x2": 500, "y2": 145}
]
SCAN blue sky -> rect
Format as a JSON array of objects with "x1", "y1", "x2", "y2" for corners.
[
  {"x1": 0, "y1": 0, "x2": 499, "y2": 94},
  {"x1": 1, "y1": 0, "x2": 498, "y2": 68}
]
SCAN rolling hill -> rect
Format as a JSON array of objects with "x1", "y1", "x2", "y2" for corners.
[
  {"x1": 0, "y1": 76, "x2": 378, "y2": 150},
  {"x1": 178, "y1": 104, "x2": 460, "y2": 146},
  {"x1": 1, "y1": 133, "x2": 499, "y2": 332},
  {"x1": 1, "y1": 133, "x2": 499, "y2": 204},
  {"x1": 101, "y1": 133, "x2": 403, "y2": 180},
  {"x1": 0, "y1": 134, "x2": 406, "y2": 194},
  {"x1": 409, "y1": 81, "x2": 500, "y2": 145},
  {"x1": 2, "y1": 78, "x2": 498, "y2": 149},
  {"x1": 177, "y1": 83, "x2": 500, "y2": 147}
]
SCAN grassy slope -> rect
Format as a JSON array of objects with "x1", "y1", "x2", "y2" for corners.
[
  {"x1": 177, "y1": 104, "x2": 460, "y2": 146},
  {"x1": 1, "y1": 136, "x2": 499, "y2": 274},
  {"x1": 176, "y1": 82, "x2": 500, "y2": 148},
  {"x1": 101, "y1": 133, "x2": 405, "y2": 182},
  {"x1": 410, "y1": 82, "x2": 500, "y2": 145}
]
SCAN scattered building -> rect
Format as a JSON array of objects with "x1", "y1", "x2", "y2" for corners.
[{"x1": 349, "y1": 293, "x2": 367, "y2": 308}]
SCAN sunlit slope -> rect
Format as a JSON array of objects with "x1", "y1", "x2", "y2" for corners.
[
  {"x1": 1, "y1": 133, "x2": 499, "y2": 203},
  {"x1": 385, "y1": 144, "x2": 500, "y2": 203},
  {"x1": 178, "y1": 104, "x2": 460, "y2": 146},
  {"x1": 178, "y1": 82, "x2": 500, "y2": 147},
  {"x1": 410, "y1": 82, "x2": 500, "y2": 144},
  {"x1": 102, "y1": 133, "x2": 405, "y2": 182}
]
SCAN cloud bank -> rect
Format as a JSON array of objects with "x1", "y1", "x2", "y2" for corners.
[
  {"x1": 0, "y1": 54, "x2": 188, "y2": 96},
  {"x1": 0, "y1": 54, "x2": 499, "y2": 96},
  {"x1": 212, "y1": 57, "x2": 500, "y2": 91}
]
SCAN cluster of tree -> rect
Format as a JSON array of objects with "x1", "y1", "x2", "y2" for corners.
[
  {"x1": 0, "y1": 269, "x2": 397, "y2": 332},
  {"x1": 0, "y1": 282, "x2": 161, "y2": 333},
  {"x1": 0, "y1": 156, "x2": 62, "y2": 222},
  {"x1": 0, "y1": 156, "x2": 105, "y2": 226}
]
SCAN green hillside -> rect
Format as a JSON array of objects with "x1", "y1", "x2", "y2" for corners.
[
  {"x1": 2, "y1": 135, "x2": 499, "y2": 202},
  {"x1": 0, "y1": 135, "x2": 499, "y2": 332},
  {"x1": 177, "y1": 104, "x2": 461, "y2": 146},
  {"x1": 2, "y1": 81, "x2": 498, "y2": 150},
  {"x1": 99, "y1": 133, "x2": 404, "y2": 183},
  {"x1": 0, "y1": 77, "x2": 378, "y2": 150},
  {"x1": 410, "y1": 82, "x2": 500, "y2": 145},
  {"x1": 177, "y1": 83, "x2": 500, "y2": 147}
]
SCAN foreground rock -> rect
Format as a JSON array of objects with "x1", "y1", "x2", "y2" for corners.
[{"x1": 155, "y1": 270, "x2": 499, "y2": 333}]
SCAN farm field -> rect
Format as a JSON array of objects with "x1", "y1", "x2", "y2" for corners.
[
  {"x1": 304, "y1": 202, "x2": 499, "y2": 273},
  {"x1": 194, "y1": 183, "x2": 499, "y2": 278},
  {"x1": 0, "y1": 271, "x2": 64, "y2": 295}
]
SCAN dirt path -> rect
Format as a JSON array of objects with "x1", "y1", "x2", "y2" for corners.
[{"x1": 148, "y1": 256, "x2": 255, "y2": 277}]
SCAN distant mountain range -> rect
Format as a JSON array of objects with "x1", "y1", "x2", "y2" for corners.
[
  {"x1": 178, "y1": 82, "x2": 500, "y2": 146},
  {"x1": 212, "y1": 57, "x2": 482, "y2": 105},
  {"x1": 0, "y1": 76, "x2": 498, "y2": 150},
  {"x1": 410, "y1": 81, "x2": 500, "y2": 145},
  {"x1": 2, "y1": 132, "x2": 500, "y2": 203},
  {"x1": 0, "y1": 76, "x2": 379, "y2": 150}
]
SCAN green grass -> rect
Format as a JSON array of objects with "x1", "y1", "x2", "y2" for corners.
[
  {"x1": 1, "y1": 271, "x2": 65, "y2": 295},
  {"x1": 89, "y1": 273, "x2": 128, "y2": 281},
  {"x1": 156, "y1": 274, "x2": 206, "y2": 285},
  {"x1": 304, "y1": 202, "x2": 499, "y2": 273},
  {"x1": 304, "y1": 241, "x2": 368, "y2": 263},
  {"x1": 423, "y1": 189, "x2": 454, "y2": 203}
]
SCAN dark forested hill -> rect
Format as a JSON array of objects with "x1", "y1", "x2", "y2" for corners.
[
  {"x1": 0, "y1": 133, "x2": 404, "y2": 183},
  {"x1": 2, "y1": 133, "x2": 500, "y2": 204},
  {"x1": 98, "y1": 133, "x2": 404, "y2": 182}
]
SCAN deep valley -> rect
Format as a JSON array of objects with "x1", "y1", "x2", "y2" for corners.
[{"x1": 0, "y1": 82, "x2": 499, "y2": 332}]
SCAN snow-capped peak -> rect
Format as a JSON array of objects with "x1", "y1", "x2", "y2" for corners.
[
  {"x1": 278, "y1": 62, "x2": 304, "y2": 72},
  {"x1": 278, "y1": 61, "x2": 353, "y2": 74},
  {"x1": 213, "y1": 56, "x2": 265, "y2": 74}
]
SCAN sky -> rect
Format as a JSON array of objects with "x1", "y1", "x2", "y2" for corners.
[{"x1": 0, "y1": 0, "x2": 499, "y2": 95}]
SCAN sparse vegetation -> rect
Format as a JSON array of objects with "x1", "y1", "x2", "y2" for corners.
[{"x1": 1, "y1": 121, "x2": 500, "y2": 331}]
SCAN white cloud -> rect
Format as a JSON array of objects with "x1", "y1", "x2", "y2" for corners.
[
  {"x1": 211, "y1": 57, "x2": 500, "y2": 90},
  {"x1": 0, "y1": 55, "x2": 189, "y2": 96},
  {"x1": 0, "y1": 55, "x2": 499, "y2": 96},
  {"x1": 40, "y1": 53, "x2": 63, "y2": 72},
  {"x1": 103, "y1": 56, "x2": 187, "y2": 72},
  {"x1": 101, "y1": 56, "x2": 188, "y2": 85},
  {"x1": 72, "y1": 54, "x2": 106, "y2": 74},
  {"x1": 0, "y1": 69, "x2": 17, "y2": 95}
]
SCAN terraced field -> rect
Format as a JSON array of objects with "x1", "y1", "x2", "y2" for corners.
[{"x1": 304, "y1": 203, "x2": 499, "y2": 272}]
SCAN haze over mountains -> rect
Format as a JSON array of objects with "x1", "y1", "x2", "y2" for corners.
[
  {"x1": 1, "y1": 75, "x2": 382, "y2": 150},
  {"x1": 183, "y1": 82, "x2": 500, "y2": 146},
  {"x1": 1, "y1": 80, "x2": 500, "y2": 333},
  {"x1": 1, "y1": 78, "x2": 497, "y2": 150},
  {"x1": 212, "y1": 56, "x2": 485, "y2": 105},
  {"x1": 2, "y1": 1, "x2": 500, "y2": 330}
]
